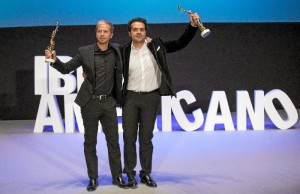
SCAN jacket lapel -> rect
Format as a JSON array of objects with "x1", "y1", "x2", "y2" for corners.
[
  {"x1": 88, "y1": 45, "x2": 95, "y2": 79},
  {"x1": 147, "y1": 41, "x2": 159, "y2": 62},
  {"x1": 123, "y1": 43, "x2": 131, "y2": 78}
]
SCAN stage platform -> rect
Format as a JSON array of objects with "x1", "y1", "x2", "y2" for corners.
[{"x1": 0, "y1": 112, "x2": 300, "y2": 194}]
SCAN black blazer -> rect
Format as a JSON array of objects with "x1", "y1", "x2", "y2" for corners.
[
  {"x1": 121, "y1": 24, "x2": 198, "y2": 104},
  {"x1": 50, "y1": 43, "x2": 123, "y2": 107}
]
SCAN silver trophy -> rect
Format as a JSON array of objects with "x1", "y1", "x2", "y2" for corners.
[
  {"x1": 45, "y1": 22, "x2": 59, "y2": 63},
  {"x1": 178, "y1": 5, "x2": 211, "y2": 38}
]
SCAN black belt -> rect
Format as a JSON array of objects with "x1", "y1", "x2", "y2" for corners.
[
  {"x1": 127, "y1": 89, "x2": 159, "y2": 95},
  {"x1": 92, "y1": 94, "x2": 110, "y2": 100}
]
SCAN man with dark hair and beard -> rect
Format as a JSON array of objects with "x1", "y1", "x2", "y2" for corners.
[{"x1": 121, "y1": 13, "x2": 200, "y2": 188}]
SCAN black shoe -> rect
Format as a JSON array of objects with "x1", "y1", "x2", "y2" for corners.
[
  {"x1": 127, "y1": 174, "x2": 138, "y2": 189},
  {"x1": 86, "y1": 178, "x2": 98, "y2": 192},
  {"x1": 140, "y1": 174, "x2": 157, "y2": 188},
  {"x1": 112, "y1": 176, "x2": 128, "y2": 189}
]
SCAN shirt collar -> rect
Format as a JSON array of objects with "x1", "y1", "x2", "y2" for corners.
[
  {"x1": 131, "y1": 40, "x2": 147, "y2": 50},
  {"x1": 94, "y1": 42, "x2": 112, "y2": 53}
]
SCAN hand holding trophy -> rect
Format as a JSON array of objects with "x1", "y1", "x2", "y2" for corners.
[
  {"x1": 45, "y1": 22, "x2": 59, "y2": 63},
  {"x1": 178, "y1": 5, "x2": 210, "y2": 38}
]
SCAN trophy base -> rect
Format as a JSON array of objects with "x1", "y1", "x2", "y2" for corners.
[
  {"x1": 201, "y1": 29, "x2": 211, "y2": 38},
  {"x1": 45, "y1": 58, "x2": 55, "y2": 63}
]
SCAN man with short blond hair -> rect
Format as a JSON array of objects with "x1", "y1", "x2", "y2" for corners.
[{"x1": 45, "y1": 20, "x2": 127, "y2": 191}]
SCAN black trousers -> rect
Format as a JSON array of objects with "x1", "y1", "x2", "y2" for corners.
[
  {"x1": 122, "y1": 90, "x2": 160, "y2": 177},
  {"x1": 81, "y1": 97, "x2": 122, "y2": 179}
]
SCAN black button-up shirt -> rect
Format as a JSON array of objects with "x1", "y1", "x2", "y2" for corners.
[{"x1": 94, "y1": 44, "x2": 116, "y2": 96}]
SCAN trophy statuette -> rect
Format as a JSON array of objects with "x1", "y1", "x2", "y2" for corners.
[
  {"x1": 178, "y1": 5, "x2": 210, "y2": 38},
  {"x1": 45, "y1": 22, "x2": 59, "y2": 63}
]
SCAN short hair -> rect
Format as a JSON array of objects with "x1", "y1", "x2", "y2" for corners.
[
  {"x1": 95, "y1": 20, "x2": 114, "y2": 33},
  {"x1": 127, "y1": 17, "x2": 149, "y2": 32}
]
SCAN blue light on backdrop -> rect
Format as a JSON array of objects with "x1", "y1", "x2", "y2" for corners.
[{"x1": 0, "y1": 0, "x2": 300, "y2": 27}]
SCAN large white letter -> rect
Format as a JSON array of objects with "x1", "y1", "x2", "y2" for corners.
[
  {"x1": 172, "y1": 90, "x2": 204, "y2": 132},
  {"x1": 34, "y1": 56, "x2": 48, "y2": 95},
  {"x1": 265, "y1": 89, "x2": 298, "y2": 129},
  {"x1": 237, "y1": 90, "x2": 265, "y2": 130},
  {"x1": 34, "y1": 95, "x2": 64, "y2": 133},
  {"x1": 205, "y1": 91, "x2": 234, "y2": 131},
  {"x1": 161, "y1": 96, "x2": 172, "y2": 132},
  {"x1": 64, "y1": 94, "x2": 84, "y2": 133},
  {"x1": 49, "y1": 56, "x2": 76, "y2": 95}
]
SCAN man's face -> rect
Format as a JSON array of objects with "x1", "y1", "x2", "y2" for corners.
[
  {"x1": 128, "y1": 21, "x2": 147, "y2": 44},
  {"x1": 96, "y1": 22, "x2": 113, "y2": 44}
]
